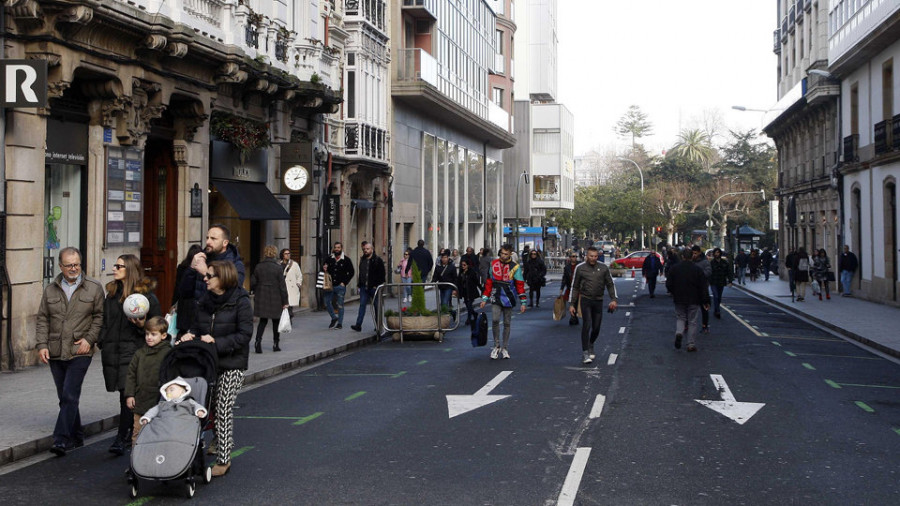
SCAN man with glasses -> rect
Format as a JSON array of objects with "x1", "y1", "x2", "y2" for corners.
[{"x1": 35, "y1": 247, "x2": 105, "y2": 456}]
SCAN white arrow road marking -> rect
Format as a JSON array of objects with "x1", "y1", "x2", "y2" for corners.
[
  {"x1": 695, "y1": 374, "x2": 765, "y2": 425},
  {"x1": 446, "y1": 371, "x2": 512, "y2": 418},
  {"x1": 557, "y1": 447, "x2": 592, "y2": 506},
  {"x1": 588, "y1": 394, "x2": 606, "y2": 419}
]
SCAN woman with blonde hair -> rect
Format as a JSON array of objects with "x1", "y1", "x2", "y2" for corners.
[
  {"x1": 250, "y1": 245, "x2": 289, "y2": 352},
  {"x1": 99, "y1": 253, "x2": 162, "y2": 455}
]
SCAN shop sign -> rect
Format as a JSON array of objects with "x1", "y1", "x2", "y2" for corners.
[
  {"x1": 324, "y1": 195, "x2": 340, "y2": 229},
  {"x1": 209, "y1": 139, "x2": 267, "y2": 183},
  {"x1": 1, "y1": 60, "x2": 47, "y2": 107}
]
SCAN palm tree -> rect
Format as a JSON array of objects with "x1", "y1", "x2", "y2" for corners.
[{"x1": 672, "y1": 129, "x2": 715, "y2": 171}]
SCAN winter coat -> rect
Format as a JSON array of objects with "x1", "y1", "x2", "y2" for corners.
[
  {"x1": 181, "y1": 243, "x2": 247, "y2": 303},
  {"x1": 324, "y1": 254, "x2": 355, "y2": 286},
  {"x1": 173, "y1": 264, "x2": 197, "y2": 333},
  {"x1": 251, "y1": 258, "x2": 289, "y2": 320},
  {"x1": 478, "y1": 255, "x2": 493, "y2": 284},
  {"x1": 641, "y1": 253, "x2": 662, "y2": 277},
  {"x1": 99, "y1": 279, "x2": 163, "y2": 392},
  {"x1": 190, "y1": 287, "x2": 253, "y2": 372},
  {"x1": 709, "y1": 257, "x2": 734, "y2": 287},
  {"x1": 694, "y1": 257, "x2": 711, "y2": 279},
  {"x1": 735, "y1": 252, "x2": 749, "y2": 268},
  {"x1": 124, "y1": 341, "x2": 172, "y2": 415},
  {"x1": 283, "y1": 259, "x2": 303, "y2": 307},
  {"x1": 570, "y1": 261, "x2": 617, "y2": 304},
  {"x1": 761, "y1": 250, "x2": 773, "y2": 268},
  {"x1": 523, "y1": 257, "x2": 547, "y2": 287},
  {"x1": 457, "y1": 267, "x2": 482, "y2": 301},
  {"x1": 812, "y1": 255, "x2": 831, "y2": 282},
  {"x1": 791, "y1": 253, "x2": 811, "y2": 283},
  {"x1": 839, "y1": 251, "x2": 859, "y2": 273},
  {"x1": 461, "y1": 253, "x2": 478, "y2": 272},
  {"x1": 357, "y1": 254, "x2": 387, "y2": 289},
  {"x1": 407, "y1": 246, "x2": 434, "y2": 279},
  {"x1": 35, "y1": 274, "x2": 105, "y2": 361},
  {"x1": 432, "y1": 261, "x2": 458, "y2": 291},
  {"x1": 665, "y1": 261, "x2": 711, "y2": 306},
  {"x1": 749, "y1": 253, "x2": 761, "y2": 272}
]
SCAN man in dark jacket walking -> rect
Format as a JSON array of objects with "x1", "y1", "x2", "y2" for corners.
[
  {"x1": 760, "y1": 248, "x2": 773, "y2": 281},
  {"x1": 692, "y1": 245, "x2": 712, "y2": 333},
  {"x1": 734, "y1": 249, "x2": 748, "y2": 285},
  {"x1": 838, "y1": 245, "x2": 859, "y2": 297},
  {"x1": 641, "y1": 251, "x2": 663, "y2": 298},
  {"x1": 666, "y1": 248, "x2": 710, "y2": 352},
  {"x1": 181, "y1": 224, "x2": 247, "y2": 329},
  {"x1": 407, "y1": 239, "x2": 434, "y2": 280},
  {"x1": 560, "y1": 252, "x2": 580, "y2": 325},
  {"x1": 324, "y1": 242, "x2": 355, "y2": 329},
  {"x1": 569, "y1": 247, "x2": 618, "y2": 364},
  {"x1": 352, "y1": 241, "x2": 386, "y2": 332}
]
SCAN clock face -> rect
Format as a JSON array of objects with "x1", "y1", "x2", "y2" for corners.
[{"x1": 284, "y1": 166, "x2": 309, "y2": 191}]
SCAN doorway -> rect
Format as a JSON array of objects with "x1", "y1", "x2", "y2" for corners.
[{"x1": 141, "y1": 139, "x2": 178, "y2": 309}]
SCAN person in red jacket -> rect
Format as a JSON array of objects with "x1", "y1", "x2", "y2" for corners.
[{"x1": 479, "y1": 244, "x2": 527, "y2": 359}]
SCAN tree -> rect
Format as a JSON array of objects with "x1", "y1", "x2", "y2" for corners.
[
  {"x1": 647, "y1": 180, "x2": 700, "y2": 246},
  {"x1": 672, "y1": 128, "x2": 715, "y2": 172},
  {"x1": 615, "y1": 105, "x2": 653, "y2": 155},
  {"x1": 717, "y1": 129, "x2": 776, "y2": 192}
]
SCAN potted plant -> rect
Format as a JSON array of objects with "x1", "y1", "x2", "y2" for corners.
[
  {"x1": 608, "y1": 261, "x2": 627, "y2": 277},
  {"x1": 384, "y1": 263, "x2": 451, "y2": 341}
]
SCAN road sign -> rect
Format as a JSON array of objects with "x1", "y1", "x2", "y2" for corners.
[
  {"x1": 1, "y1": 60, "x2": 48, "y2": 107},
  {"x1": 705, "y1": 219, "x2": 713, "y2": 227}
]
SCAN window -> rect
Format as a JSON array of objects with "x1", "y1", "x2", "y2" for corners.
[
  {"x1": 347, "y1": 71, "x2": 356, "y2": 118},
  {"x1": 495, "y1": 29, "x2": 504, "y2": 55},
  {"x1": 492, "y1": 87, "x2": 503, "y2": 108},
  {"x1": 883, "y1": 59, "x2": 893, "y2": 122},
  {"x1": 850, "y1": 82, "x2": 859, "y2": 135}
]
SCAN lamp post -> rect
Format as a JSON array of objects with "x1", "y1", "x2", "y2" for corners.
[
  {"x1": 707, "y1": 190, "x2": 766, "y2": 248},
  {"x1": 514, "y1": 170, "x2": 529, "y2": 252},
  {"x1": 617, "y1": 157, "x2": 644, "y2": 249}
]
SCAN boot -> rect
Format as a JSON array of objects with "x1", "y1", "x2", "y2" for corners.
[
  {"x1": 254, "y1": 338, "x2": 262, "y2": 354},
  {"x1": 273, "y1": 336, "x2": 281, "y2": 352}
]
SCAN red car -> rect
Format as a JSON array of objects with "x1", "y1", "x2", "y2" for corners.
[{"x1": 612, "y1": 251, "x2": 665, "y2": 269}]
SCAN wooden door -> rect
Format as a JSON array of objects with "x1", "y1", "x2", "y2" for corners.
[{"x1": 141, "y1": 139, "x2": 178, "y2": 310}]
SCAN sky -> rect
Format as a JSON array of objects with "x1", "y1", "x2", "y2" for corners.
[{"x1": 557, "y1": 1, "x2": 778, "y2": 156}]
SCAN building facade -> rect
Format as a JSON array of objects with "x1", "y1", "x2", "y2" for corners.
[
  {"x1": 765, "y1": 0, "x2": 841, "y2": 277},
  {"x1": 1, "y1": 0, "x2": 341, "y2": 370},
  {"x1": 390, "y1": 0, "x2": 515, "y2": 271},
  {"x1": 828, "y1": 0, "x2": 900, "y2": 305}
]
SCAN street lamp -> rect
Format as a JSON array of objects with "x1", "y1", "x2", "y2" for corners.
[
  {"x1": 707, "y1": 190, "x2": 766, "y2": 248},
  {"x1": 617, "y1": 157, "x2": 645, "y2": 249},
  {"x1": 514, "y1": 170, "x2": 530, "y2": 252}
]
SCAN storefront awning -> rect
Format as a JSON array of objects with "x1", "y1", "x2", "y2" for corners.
[
  {"x1": 351, "y1": 198, "x2": 376, "y2": 210},
  {"x1": 212, "y1": 180, "x2": 291, "y2": 221}
]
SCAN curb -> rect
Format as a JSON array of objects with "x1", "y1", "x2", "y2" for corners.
[
  {"x1": 733, "y1": 285, "x2": 900, "y2": 360},
  {"x1": 0, "y1": 335, "x2": 378, "y2": 467}
]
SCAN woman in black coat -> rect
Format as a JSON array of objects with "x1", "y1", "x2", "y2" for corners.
[
  {"x1": 182, "y1": 260, "x2": 252, "y2": 478},
  {"x1": 523, "y1": 250, "x2": 547, "y2": 307},
  {"x1": 98, "y1": 254, "x2": 162, "y2": 456},
  {"x1": 791, "y1": 247, "x2": 811, "y2": 301},
  {"x1": 457, "y1": 259, "x2": 483, "y2": 325},
  {"x1": 250, "y1": 245, "x2": 288, "y2": 353},
  {"x1": 172, "y1": 244, "x2": 203, "y2": 336}
]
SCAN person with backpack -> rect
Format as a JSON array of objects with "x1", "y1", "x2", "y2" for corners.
[
  {"x1": 791, "y1": 247, "x2": 811, "y2": 301},
  {"x1": 480, "y1": 244, "x2": 527, "y2": 359}
]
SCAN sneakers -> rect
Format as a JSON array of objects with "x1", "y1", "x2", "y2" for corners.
[
  {"x1": 328, "y1": 318, "x2": 338, "y2": 329},
  {"x1": 335, "y1": 323, "x2": 342, "y2": 330},
  {"x1": 490, "y1": 347, "x2": 500, "y2": 360},
  {"x1": 582, "y1": 351, "x2": 593, "y2": 364},
  {"x1": 674, "y1": 333, "x2": 683, "y2": 349},
  {"x1": 501, "y1": 348, "x2": 510, "y2": 359},
  {"x1": 589, "y1": 347, "x2": 596, "y2": 360},
  {"x1": 350, "y1": 324, "x2": 362, "y2": 332}
]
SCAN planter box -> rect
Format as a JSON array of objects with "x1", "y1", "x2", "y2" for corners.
[
  {"x1": 386, "y1": 315, "x2": 452, "y2": 341},
  {"x1": 609, "y1": 269, "x2": 627, "y2": 277}
]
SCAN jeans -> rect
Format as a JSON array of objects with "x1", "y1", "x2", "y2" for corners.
[
  {"x1": 674, "y1": 304, "x2": 701, "y2": 347},
  {"x1": 736, "y1": 266, "x2": 746, "y2": 285},
  {"x1": 711, "y1": 285, "x2": 725, "y2": 315},
  {"x1": 763, "y1": 264, "x2": 771, "y2": 281},
  {"x1": 356, "y1": 287, "x2": 378, "y2": 327},
  {"x1": 49, "y1": 356, "x2": 92, "y2": 446},
  {"x1": 840, "y1": 270, "x2": 853, "y2": 295},
  {"x1": 401, "y1": 276, "x2": 412, "y2": 299},
  {"x1": 491, "y1": 305, "x2": 513, "y2": 349},
  {"x1": 580, "y1": 297, "x2": 605, "y2": 352},
  {"x1": 325, "y1": 285, "x2": 346, "y2": 323}
]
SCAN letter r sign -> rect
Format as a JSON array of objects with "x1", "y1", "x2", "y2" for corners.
[{"x1": 1, "y1": 60, "x2": 48, "y2": 108}]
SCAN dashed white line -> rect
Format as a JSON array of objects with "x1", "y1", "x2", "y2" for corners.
[
  {"x1": 589, "y1": 394, "x2": 606, "y2": 419},
  {"x1": 557, "y1": 447, "x2": 592, "y2": 506},
  {"x1": 607, "y1": 353, "x2": 618, "y2": 365},
  {"x1": 625, "y1": 312, "x2": 631, "y2": 317},
  {"x1": 618, "y1": 326, "x2": 626, "y2": 334}
]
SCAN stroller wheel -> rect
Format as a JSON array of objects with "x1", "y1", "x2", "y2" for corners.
[
  {"x1": 185, "y1": 480, "x2": 196, "y2": 498},
  {"x1": 129, "y1": 482, "x2": 139, "y2": 499},
  {"x1": 203, "y1": 465, "x2": 213, "y2": 484}
]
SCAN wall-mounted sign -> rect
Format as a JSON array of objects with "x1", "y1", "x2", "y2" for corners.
[
  {"x1": 209, "y1": 139, "x2": 267, "y2": 183},
  {"x1": 1, "y1": 60, "x2": 47, "y2": 107},
  {"x1": 324, "y1": 195, "x2": 340, "y2": 229},
  {"x1": 106, "y1": 147, "x2": 143, "y2": 246},
  {"x1": 190, "y1": 183, "x2": 203, "y2": 218}
]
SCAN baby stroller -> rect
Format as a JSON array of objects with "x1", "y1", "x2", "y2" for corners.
[{"x1": 127, "y1": 340, "x2": 218, "y2": 499}]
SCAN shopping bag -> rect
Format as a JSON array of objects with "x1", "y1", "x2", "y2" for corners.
[
  {"x1": 166, "y1": 312, "x2": 178, "y2": 338},
  {"x1": 277, "y1": 308, "x2": 292, "y2": 333},
  {"x1": 553, "y1": 295, "x2": 566, "y2": 321},
  {"x1": 471, "y1": 312, "x2": 488, "y2": 347},
  {"x1": 811, "y1": 280, "x2": 821, "y2": 296}
]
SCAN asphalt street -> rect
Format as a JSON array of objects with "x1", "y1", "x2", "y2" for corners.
[{"x1": 1, "y1": 277, "x2": 898, "y2": 505}]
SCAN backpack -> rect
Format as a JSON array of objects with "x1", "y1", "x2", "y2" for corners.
[
  {"x1": 797, "y1": 257, "x2": 809, "y2": 272},
  {"x1": 471, "y1": 312, "x2": 488, "y2": 347}
]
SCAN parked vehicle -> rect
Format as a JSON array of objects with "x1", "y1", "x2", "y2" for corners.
[
  {"x1": 600, "y1": 241, "x2": 616, "y2": 256},
  {"x1": 615, "y1": 250, "x2": 665, "y2": 269}
]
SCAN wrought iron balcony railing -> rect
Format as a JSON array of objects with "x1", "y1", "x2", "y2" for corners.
[{"x1": 345, "y1": 121, "x2": 389, "y2": 162}]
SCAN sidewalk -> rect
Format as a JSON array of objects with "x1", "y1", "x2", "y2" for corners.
[
  {"x1": 732, "y1": 276, "x2": 900, "y2": 359},
  {"x1": 0, "y1": 298, "x2": 381, "y2": 467}
]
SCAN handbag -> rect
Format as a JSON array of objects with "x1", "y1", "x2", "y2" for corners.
[
  {"x1": 277, "y1": 308, "x2": 292, "y2": 334},
  {"x1": 318, "y1": 271, "x2": 333, "y2": 291},
  {"x1": 553, "y1": 295, "x2": 566, "y2": 321},
  {"x1": 826, "y1": 271, "x2": 835, "y2": 282}
]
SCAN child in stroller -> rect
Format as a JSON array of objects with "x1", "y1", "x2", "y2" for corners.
[{"x1": 127, "y1": 340, "x2": 217, "y2": 499}]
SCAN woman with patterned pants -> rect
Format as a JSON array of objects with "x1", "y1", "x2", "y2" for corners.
[{"x1": 181, "y1": 260, "x2": 253, "y2": 477}]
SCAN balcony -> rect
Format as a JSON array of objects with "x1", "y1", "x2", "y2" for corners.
[
  {"x1": 245, "y1": 24, "x2": 259, "y2": 49},
  {"x1": 401, "y1": 0, "x2": 437, "y2": 20},
  {"x1": 345, "y1": 0, "x2": 387, "y2": 33},
  {"x1": 396, "y1": 48, "x2": 438, "y2": 86},
  {"x1": 893, "y1": 114, "x2": 900, "y2": 150},
  {"x1": 488, "y1": 101, "x2": 510, "y2": 132},
  {"x1": 345, "y1": 121, "x2": 390, "y2": 163},
  {"x1": 796, "y1": 1, "x2": 804, "y2": 23},
  {"x1": 773, "y1": 29, "x2": 781, "y2": 54},
  {"x1": 874, "y1": 120, "x2": 891, "y2": 155},
  {"x1": 844, "y1": 134, "x2": 859, "y2": 163}
]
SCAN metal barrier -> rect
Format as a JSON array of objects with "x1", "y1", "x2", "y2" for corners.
[
  {"x1": 372, "y1": 282, "x2": 460, "y2": 343},
  {"x1": 545, "y1": 255, "x2": 567, "y2": 274}
]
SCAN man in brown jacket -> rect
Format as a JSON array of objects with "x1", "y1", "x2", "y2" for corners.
[{"x1": 35, "y1": 247, "x2": 105, "y2": 456}]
